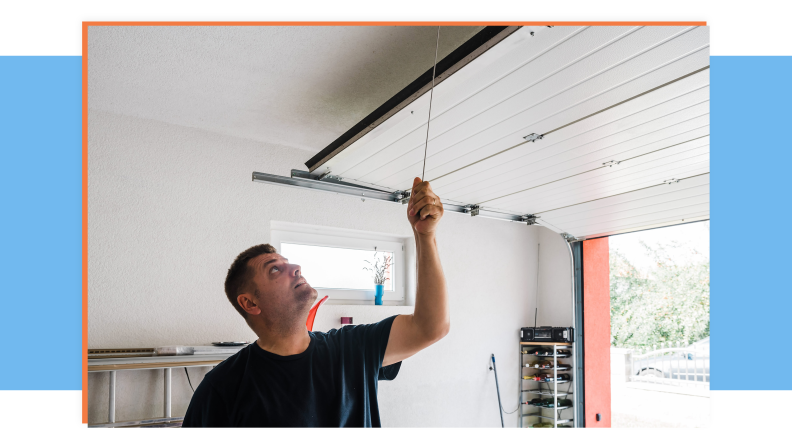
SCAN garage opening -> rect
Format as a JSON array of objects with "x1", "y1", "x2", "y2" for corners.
[{"x1": 609, "y1": 221, "x2": 710, "y2": 428}]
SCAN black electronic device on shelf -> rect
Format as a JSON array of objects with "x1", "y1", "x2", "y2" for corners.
[
  {"x1": 521, "y1": 326, "x2": 574, "y2": 343},
  {"x1": 534, "y1": 326, "x2": 554, "y2": 341},
  {"x1": 521, "y1": 309, "x2": 574, "y2": 343}
]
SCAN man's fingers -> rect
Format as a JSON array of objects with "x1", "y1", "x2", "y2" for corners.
[
  {"x1": 409, "y1": 196, "x2": 440, "y2": 216},
  {"x1": 411, "y1": 179, "x2": 433, "y2": 195},
  {"x1": 418, "y1": 204, "x2": 442, "y2": 221}
]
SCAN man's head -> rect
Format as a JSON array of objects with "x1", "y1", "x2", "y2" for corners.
[{"x1": 224, "y1": 244, "x2": 318, "y2": 332}]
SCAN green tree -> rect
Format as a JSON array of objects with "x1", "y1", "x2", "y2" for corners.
[{"x1": 610, "y1": 240, "x2": 709, "y2": 349}]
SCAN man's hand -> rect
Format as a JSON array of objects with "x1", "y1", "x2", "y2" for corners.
[{"x1": 407, "y1": 177, "x2": 443, "y2": 235}]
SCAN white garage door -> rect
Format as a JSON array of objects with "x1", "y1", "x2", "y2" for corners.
[{"x1": 304, "y1": 25, "x2": 710, "y2": 240}]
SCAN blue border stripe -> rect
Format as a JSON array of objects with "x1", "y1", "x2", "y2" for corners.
[
  {"x1": 710, "y1": 56, "x2": 792, "y2": 390},
  {"x1": 0, "y1": 57, "x2": 82, "y2": 390}
]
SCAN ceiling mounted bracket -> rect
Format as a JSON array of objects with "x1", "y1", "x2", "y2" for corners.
[
  {"x1": 398, "y1": 190, "x2": 411, "y2": 205},
  {"x1": 663, "y1": 178, "x2": 681, "y2": 185},
  {"x1": 602, "y1": 160, "x2": 621, "y2": 167},
  {"x1": 462, "y1": 205, "x2": 481, "y2": 217},
  {"x1": 521, "y1": 214, "x2": 539, "y2": 225},
  {"x1": 317, "y1": 169, "x2": 334, "y2": 181},
  {"x1": 561, "y1": 233, "x2": 580, "y2": 243}
]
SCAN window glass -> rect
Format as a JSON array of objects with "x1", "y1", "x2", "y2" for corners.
[{"x1": 281, "y1": 243, "x2": 394, "y2": 291}]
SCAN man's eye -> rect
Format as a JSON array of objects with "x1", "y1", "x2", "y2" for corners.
[{"x1": 271, "y1": 266, "x2": 279, "y2": 273}]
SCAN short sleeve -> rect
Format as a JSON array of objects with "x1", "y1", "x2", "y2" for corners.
[
  {"x1": 182, "y1": 381, "x2": 231, "y2": 427},
  {"x1": 360, "y1": 314, "x2": 402, "y2": 381}
]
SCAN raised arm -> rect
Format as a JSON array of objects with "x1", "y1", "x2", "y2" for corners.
[{"x1": 383, "y1": 177, "x2": 449, "y2": 367}]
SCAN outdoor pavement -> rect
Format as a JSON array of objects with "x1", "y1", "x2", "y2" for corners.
[{"x1": 611, "y1": 381, "x2": 710, "y2": 428}]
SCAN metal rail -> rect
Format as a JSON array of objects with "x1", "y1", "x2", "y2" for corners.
[
  {"x1": 253, "y1": 170, "x2": 538, "y2": 225},
  {"x1": 630, "y1": 343, "x2": 710, "y2": 387}
]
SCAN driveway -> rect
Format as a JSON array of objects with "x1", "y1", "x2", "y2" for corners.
[{"x1": 611, "y1": 381, "x2": 710, "y2": 428}]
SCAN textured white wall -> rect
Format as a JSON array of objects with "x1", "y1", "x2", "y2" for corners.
[{"x1": 87, "y1": 111, "x2": 569, "y2": 426}]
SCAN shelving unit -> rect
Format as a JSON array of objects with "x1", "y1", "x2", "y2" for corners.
[
  {"x1": 519, "y1": 342, "x2": 577, "y2": 428},
  {"x1": 87, "y1": 349, "x2": 240, "y2": 427}
]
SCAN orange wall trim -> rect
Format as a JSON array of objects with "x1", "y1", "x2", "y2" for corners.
[{"x1": 583, "y1": 238, "x2": 610, "y2": 427}]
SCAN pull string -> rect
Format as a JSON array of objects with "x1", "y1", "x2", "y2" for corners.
[{"x1": 421, "y1": 26, "x2": 441, "y2": 182}]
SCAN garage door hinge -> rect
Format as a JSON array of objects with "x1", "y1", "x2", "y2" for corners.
[
  {"x1": 523, "y1": 133, "x2": 544, "y2": 143},
  {"x1": 466, "y1": 205, "x2": 480, "y2": 217},
  {"x1": 561, "y1": 232, "x2": 580, "y2": 242},
  {"x1": 397, "y1": 190, "x2": 411, "y2": 204}
]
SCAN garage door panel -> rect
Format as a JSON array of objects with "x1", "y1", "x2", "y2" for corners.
[
  {"x1": 557, "y1": 203, "x2": 709, "y2": 237},
  {"x1": 438, "y1": 115, "x2": 709, "y2": 203},
  {"x1": 571, "y1": 215, "x2": 709, "y2": 239},
  {"x1": 330, "y1": 26, "x2": 638, "y2": 180},
  {"x1": 317, "y1": 27, "x2": 588, "y2": 177},
  {"x1": 435, "y1": 104, "x2": 709, "y2": 200},
  {"x1": 561, "y1": 201, "x2": 709, "y2": 235},
  {"x1": 489, "y1": 159, "x2": 709, "y2": 213},
  {"x1": 548, "y1": 192, "x2": 709, "y2": 227},
  {"x1": 439, "y1": 129, "x2": 709, "y2": 206},
  {"x1": 342, "y1": 27, "x2": 708, "y2": 185},
  {"x1": 483, "y1": 143, "x2": 710, "y2": 206},
  {"x1": 494, "y1": 160, "x2": 709, "y2": 214},
  {"x1": 307, "y1": 26, "x2": 709, "y2": 239},
  {"x1": 466, "y1": 143, "x2": 708, "y2": 209},
  {"x1": 537, "y1": 173, "x2": 709, "y2": 220},
  {"x1": 474, "y1": 143, "x2": 709, "y2": 209},
  {"x1": 378, "y1": 48, "x2": 710, "y2": 190}
]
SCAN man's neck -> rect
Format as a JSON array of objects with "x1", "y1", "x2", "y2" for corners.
[{"x1": 255, "y1": 327, "x2": 311, "y2": 357}]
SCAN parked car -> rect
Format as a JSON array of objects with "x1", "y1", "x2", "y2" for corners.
[{"x1": 632, "y1": 337, "x2": 709, "y2": 383}]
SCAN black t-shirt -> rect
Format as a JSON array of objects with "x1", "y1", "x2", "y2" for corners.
[{"x1": 182, "y1": 315, "x2": 401, "y2": 427}]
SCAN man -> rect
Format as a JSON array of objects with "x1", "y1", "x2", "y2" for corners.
[{"x1": 183, "y1": 177, "x2": 448, "y2": 427}]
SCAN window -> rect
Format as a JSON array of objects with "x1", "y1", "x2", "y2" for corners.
[{"x1": 270, "y1": 221, "x2": 406, "y2": 302}]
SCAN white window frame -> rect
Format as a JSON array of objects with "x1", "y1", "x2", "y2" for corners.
[{"x1": 270, "y1": 221, "x2": 406, "y2": 303}]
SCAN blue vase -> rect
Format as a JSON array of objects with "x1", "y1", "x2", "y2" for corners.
[{"x1": 374, "y1": 284, "x2": 384, "y2": 305}]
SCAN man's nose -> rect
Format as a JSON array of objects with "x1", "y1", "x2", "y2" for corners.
[{"x1": 291, "y1": 264, "x2": 302, "y2": 277}]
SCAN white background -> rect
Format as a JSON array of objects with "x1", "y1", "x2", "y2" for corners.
[
  {"x1": 2, "y1": 0, "x2": 791, "y2": 443},
  {"x1": 1, "y1": 0, "x2": 791, "y2": 56}
]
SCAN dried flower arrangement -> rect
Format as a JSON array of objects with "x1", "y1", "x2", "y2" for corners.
[{"x1": 362, "y1": 252, "x2": 393, "y2": 285}]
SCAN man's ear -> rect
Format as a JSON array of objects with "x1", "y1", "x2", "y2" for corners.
[{"x1": 237, "y1": 293, "x2": 262, "y2": 316}]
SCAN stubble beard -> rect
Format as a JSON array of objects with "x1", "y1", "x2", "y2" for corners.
[{"x1": 256, "y1": 286, "x2": 318, "y2": 336}]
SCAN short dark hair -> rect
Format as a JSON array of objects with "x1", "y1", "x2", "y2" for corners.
[{"x1": 224, "y1": 244, "x2": 277, "y2": 318}]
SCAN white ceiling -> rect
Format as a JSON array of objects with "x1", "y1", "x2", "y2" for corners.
[
  {"x1": 87, "y1": 25, "x2": 483, "y2": 152},
  {"x1": 313, "y1": 25, "x2": 710, "y2": 239}
]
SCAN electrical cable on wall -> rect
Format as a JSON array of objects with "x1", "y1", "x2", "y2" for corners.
[
  {"x1": 185, "y1": 367, "x2": 195, "y2": 393},
  {"x1": 489, "y1": 353, "x2": 519, "y2": 428}
]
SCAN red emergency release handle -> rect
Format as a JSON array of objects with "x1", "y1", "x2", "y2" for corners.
[{"x1": 306, "y1": 295, "x2": 329, "y2": 331}]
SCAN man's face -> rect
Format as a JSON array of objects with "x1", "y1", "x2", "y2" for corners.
[{"x1": 246, "y1": 253, "x2": 318, "y2": 324}]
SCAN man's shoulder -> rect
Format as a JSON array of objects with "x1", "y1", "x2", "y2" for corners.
[{"x1": 201, "y1": 344, "x2": 253, "y2": 385}]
